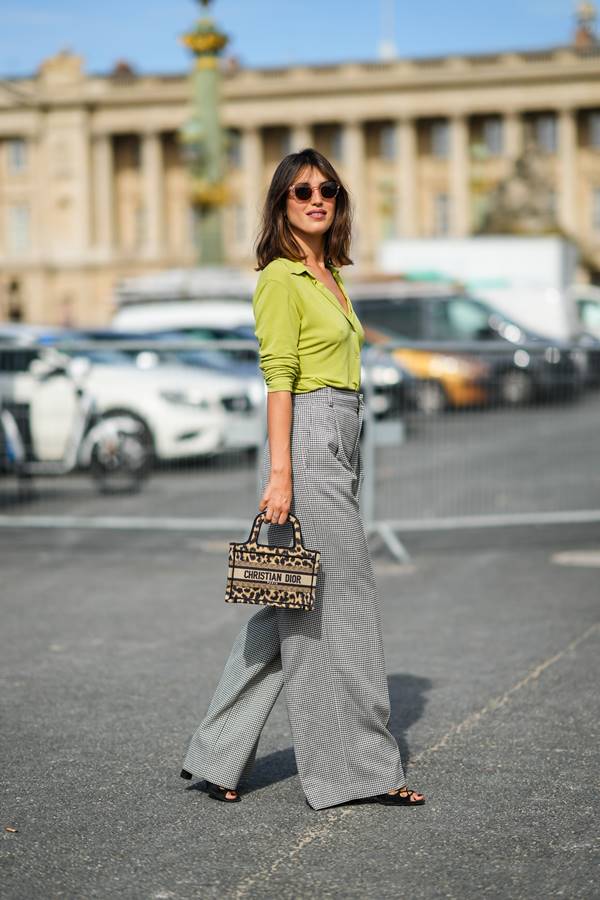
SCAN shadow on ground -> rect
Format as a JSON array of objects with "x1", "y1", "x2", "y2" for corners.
[{"x1": 190, "y1": 672, "x2": 433, "y2": 796}]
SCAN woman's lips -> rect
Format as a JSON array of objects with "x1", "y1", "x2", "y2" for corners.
[{"x1": 307, "y1": 211, "x2": 326, "y2": 219}]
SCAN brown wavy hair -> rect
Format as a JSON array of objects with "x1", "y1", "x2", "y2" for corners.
[{"x1": 254, "y1": 147, "x2": 353, "y2": 271}]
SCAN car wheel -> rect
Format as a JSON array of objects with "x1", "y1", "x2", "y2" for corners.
[
  {"x1": 499, "y1": 369, "x2": 534, "y2": 406},
  {"x1": 90, "y1": 412, "x2": 154, "y2": 494},
  {"x1": 413, "y1": 379, "x2": 447, "y2": 415}
]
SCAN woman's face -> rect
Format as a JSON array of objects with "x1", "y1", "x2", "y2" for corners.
[{"x1": 285, "y1": 166, "x2": 337, "y2": 240}]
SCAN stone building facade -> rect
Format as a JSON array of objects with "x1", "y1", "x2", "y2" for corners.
[{"x1": 2, "y1": 34, "x2": 600, "y2": 324}]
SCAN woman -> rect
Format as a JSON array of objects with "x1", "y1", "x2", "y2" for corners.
[{"x1": 180, "y1": 148, "x2": 425, "y2": 810}]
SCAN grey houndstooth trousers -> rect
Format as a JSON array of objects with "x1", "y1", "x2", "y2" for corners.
[{"x1": 182, "y1": 385, "x2": 407, "y2": 809}]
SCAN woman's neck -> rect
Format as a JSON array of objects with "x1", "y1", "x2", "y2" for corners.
[{"x1": 290, "y1": 229, "x2": 327, "y2": 270}]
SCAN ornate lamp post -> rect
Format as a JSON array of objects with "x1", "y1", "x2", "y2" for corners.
[{"x1": 179, "y1": 0, "x2": 229, "y2": 265}]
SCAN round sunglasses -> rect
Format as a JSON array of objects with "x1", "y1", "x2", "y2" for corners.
[{"x1": 288, "y1": 180, "x2": 340, "y2": 203}]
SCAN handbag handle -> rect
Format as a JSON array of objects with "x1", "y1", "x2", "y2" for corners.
[{"x1": 248, "y1": 511, "x2": 304, "y2": 551}]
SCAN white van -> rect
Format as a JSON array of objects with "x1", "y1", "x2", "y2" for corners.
[
  {"x1": 112, "y1": 267, "x2": 256, "y2": 332},
  {"x1": 113, "y1": 300, "x2": 254, "y2": 333}
]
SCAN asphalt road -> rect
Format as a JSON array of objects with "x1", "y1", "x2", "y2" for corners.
[
  {"x1": 1, "y1": 389, "x2": 599, "y2": 899},
  {"x1": 1, "y1": 514, "x2": 599, "y2": 899}
]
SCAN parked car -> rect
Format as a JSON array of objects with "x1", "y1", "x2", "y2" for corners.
[
  {"x1": 1, "y1": 328, "x2": 263, "y2": 463},
  {"x1": 568, "y1": 287, "x2": 600, "y2": 385},
  {"x1": 63, "y1": 328, "x2": 265, "y2": 408},
  {"x1": 351, "y1": 284, "x2": 582, "y2": 412}
]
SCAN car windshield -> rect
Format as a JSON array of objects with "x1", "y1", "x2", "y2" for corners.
[
  {"x1": 429, "y1": 296, "x2": 495, "y2": 340},
  {"x1": 353, "y1": 299, "x2": 421, "y2": 339},
  {"x1": 162, "y1": 349, "x2": 236, "y2": 370},
  {"x1": 64, "y1": 349, "x2": 137, "y2": 366}
]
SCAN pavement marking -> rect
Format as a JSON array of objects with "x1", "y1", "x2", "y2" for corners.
[
  {"x1": 230, "y1": 807, "x2": 355, "y2": 900},
  {"x1": 409, "y1": 620, "x2": 599, "y2": 762},
  {"x1": 226, "y1": 620, "x2": 600, "y2": 900},
  {"x1": 551, "y1": 549, "x2": 600, "y2": 568}
]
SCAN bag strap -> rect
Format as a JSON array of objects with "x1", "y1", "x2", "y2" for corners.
[{"x1": 248, "y1": 511, "x2": 304, "y2": 550}]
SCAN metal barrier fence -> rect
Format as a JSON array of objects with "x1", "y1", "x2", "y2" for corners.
[{"x1": 1, "y1": 338, "x2": 599, "y2": 559}]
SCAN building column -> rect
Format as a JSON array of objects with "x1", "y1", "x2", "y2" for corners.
[
  {"x1": 92, "y1": 133, "x2": 114, "y2": 254},
  {"x1": 241, "y1": 126, "x2": 264, "y2": 248},
  {"x1": 343, "y1": 119, "x2": 367, "y2": 266},
  {"x1": 503, "y1": 110, "x2": 522, "y2": 161},
  {"x1": 75, "y1": 111, "x2": 92, "y2": 253},
  {"x1": 31, "y1": 111, "x2": 48, "y2": 260},
  {"x1": 290, "y1": 123, "x2": 312, "y2": 152},
  {"x1": 450, "y1": 114, "x2": 470, "y2": 236},
  {"x1": 559, "y1": 107, "x2": 577, "y2": 235},
  {"x1": 395, "y1": 117, "x2": 417, "y2": 237},
  {"x1": 141, "y1": 131, "x2": 164, "y2": 257}
]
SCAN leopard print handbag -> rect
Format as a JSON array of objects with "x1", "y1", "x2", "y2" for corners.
[{"x1": 225, "y1": 511, "x2": 321, "y2": 611}]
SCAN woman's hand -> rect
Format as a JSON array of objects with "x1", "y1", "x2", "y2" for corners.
[{"x1": 259, "y1": 469, "x2": 292, "y2": 525}]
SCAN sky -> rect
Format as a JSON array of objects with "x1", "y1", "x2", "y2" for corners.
[{"x1": 0, "y1": 0, "x2": 586, "y2": 78}]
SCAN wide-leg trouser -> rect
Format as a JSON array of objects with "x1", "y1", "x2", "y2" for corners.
[{"x1": 182, "y1": 386, "x2": 406, "y2": 810}]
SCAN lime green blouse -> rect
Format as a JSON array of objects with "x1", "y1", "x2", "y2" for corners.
[{"x1": 253, "y1": 257, "x2": 365, "y2": 394}]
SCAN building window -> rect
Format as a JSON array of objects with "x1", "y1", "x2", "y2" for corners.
[
  {"x1": 380, "y1": 123, "x2": 396, "y2": 161},
  {"x1": 135, "y1": 203, "x2": 146, "y2": 247},
  {"x1": 227, "y1": 129, "x2": 242, "y2": 168},
  {"x1": 533, "y1": 114, "x2": 557, "y2": 154},
  {"x1": 592, "y1": 187, "x2": 600, "y2": 231},
  {"x1": 588, "y1": 111, "x2": 600, "y2": 149},
  {"x1": 433, "y1": 193, "x2": 450, "y2": 235},
  {"x1": 378, "y1": 179, "x2": 396, "y2": 238},
  {"x1": 7, "y1": 138, "x2": 27, "y2": 174},
  {"x1": 482, "y1": 117, "x2": 503, "y2": 156},
  {"x1": 263, "y1": 126, "x2": 289, "y2": 165},
  {"x1": 430, "y1": 120, "x2": 449, "y2": 158},
  {"x1": 330, "y1": 126, "x2": 343, "y2": 162},
  {"x1": 234, "y1": 203, "x2": 245, "y2": 244},
  {"x1": 281, "y1": 130, "x2": 292, "y2": 157},
  {"x1": 188, "y1": 205, "x2": 199, "y2": 248},
  {"x1": 314, "y1": 124, "x2": 344, "y2": 163},
  {"x1": 7, "y1": 204, "x2": 31, "y2": 253}
]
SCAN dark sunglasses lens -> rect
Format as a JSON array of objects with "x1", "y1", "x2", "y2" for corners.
[
  {"x1": 321, "y1": 181, "x2": 339, "y2": 199},
  {"x1": 293, "y1": 184, "x2": 312, "y2": 201}
]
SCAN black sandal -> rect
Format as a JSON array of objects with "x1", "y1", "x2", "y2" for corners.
[
  {"x1": 205, "y1": 781, "x2": 241, "y2": 803},
  {"x1": 372, "y1": 787, "x2": 425, "y2": 806},
  {"x1": 180, "y1": 770, "x2": 241, "y2": 803}
]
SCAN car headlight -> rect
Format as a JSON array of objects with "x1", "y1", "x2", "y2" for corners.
[
  {"x1": 160, "y1": 390, "x2": 211, "y2": 410},
  {"x1": 513, "y1": 350, "x2": 530, "y2": 368},
  {"x1": 370, "y1": 365, "x2": 402, "y2": 386}
]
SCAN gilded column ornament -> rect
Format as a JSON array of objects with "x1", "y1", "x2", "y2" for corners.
[{"x1": 179, "y1": 0, "x2": 229, "y2": 264}]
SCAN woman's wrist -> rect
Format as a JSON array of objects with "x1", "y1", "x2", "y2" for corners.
[{"x1": 270, "y1": 461, "x2": 292, "y2": 476}]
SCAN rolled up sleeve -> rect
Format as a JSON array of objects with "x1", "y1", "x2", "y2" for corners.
[{"x1": 253, "y1": 277, "x2": 301, "y2": 392}]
